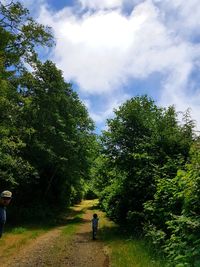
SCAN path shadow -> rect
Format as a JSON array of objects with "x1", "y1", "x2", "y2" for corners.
[
  {"x1": 73, "y1": 230, "x2": 104, "y2": 243},
  {"x1": 5, "y1": 207, "x2": 88, "y2": 233},
  {"x1": 88, "y1": 203, "x2": 100, "y2": 210},
  {"x1": 64, "y1": 217, "x2": 91, "y2": 225}
]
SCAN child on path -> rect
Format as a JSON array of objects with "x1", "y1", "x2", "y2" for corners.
[{"x1": 92, "y1": 213, "x2": 99, "y2": 240}]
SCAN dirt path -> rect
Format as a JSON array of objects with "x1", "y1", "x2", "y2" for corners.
[
  {"x1": 1, "y1": 200, "x2": 109, "y2": 267},
  {"x1": 63, "y1": 209, "x2": 109, "y2": 267}
]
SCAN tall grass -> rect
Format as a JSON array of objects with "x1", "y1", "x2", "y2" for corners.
[{"x1": 99, "y1": 213, "x2": 166, "y2": 267}]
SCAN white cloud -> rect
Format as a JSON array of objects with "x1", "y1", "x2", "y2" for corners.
[
  {"x1": 36, "y1": 0, "x2": 200, "y2": 129},
  {"x1": 39, "y1": 7, "x2": 135, "y2": 93},
  {"x1": 19, "y1": 0, "x2": 46, "y2": 16},
  {"x1": 78, "y1": 0, "x2": 123, "y2": 10},
  {"x1": 39, "y1": 1, "x2": 177, "y2": 94},
  {"x1": 159, "y1": 55, "x2": 200, "y2": 131},
  {"x1": 155, "y1": 0, "x2": 200, "y2": 37}
]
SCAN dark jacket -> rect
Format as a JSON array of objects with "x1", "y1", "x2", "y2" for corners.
[{"x1": 0, "y1": 205, "x2": 6, "y2": 224}]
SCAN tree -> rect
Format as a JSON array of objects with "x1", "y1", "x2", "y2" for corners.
[
  {"x1": 17, "y1": 60, "x2": 95, "y2": 208},
  {"x1": 0, "y1": 1, "x2": 52, "y2": 69},
  {"x1": 99, "y1": 96, "x2": 194, "y2": 228},
  {"x1": 0, "y1": 1, "x2": 53, "y2": 194}
]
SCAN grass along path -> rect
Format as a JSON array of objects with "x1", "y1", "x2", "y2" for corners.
[
  {"x1": 0, "y1": 200, "x2": 165, "y2": 266},
  {"x1": 92, "y1": 204, "x2": 166, "y2": 267},
  {"x1": 0, "y1": 201, "x2": 87, "y2": 266}
]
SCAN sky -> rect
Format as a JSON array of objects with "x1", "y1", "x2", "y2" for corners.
[{"x1": 17, "y1": 0, "x2": 200, "y2": 133}]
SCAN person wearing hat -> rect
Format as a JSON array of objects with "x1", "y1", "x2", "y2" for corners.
[{"x1": 0, "y1": 190, "x2": 12, "y2": 238}]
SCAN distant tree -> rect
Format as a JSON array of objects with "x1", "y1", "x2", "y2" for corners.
[
  {"x1": 98, "y1": 96, "x2": 194, "y2": 229},
  {"x1": 17, "y1": 60, "x2": 95, "y2": 208}
]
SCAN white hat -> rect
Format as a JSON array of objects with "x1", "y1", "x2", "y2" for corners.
[{"x1": 1, "y1": 190, "x2": 12, "y2": 198}]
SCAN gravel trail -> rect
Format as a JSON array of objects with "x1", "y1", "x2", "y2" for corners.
[{"x1": 2, "y1": 201, "x2": 109, "y2": 267}]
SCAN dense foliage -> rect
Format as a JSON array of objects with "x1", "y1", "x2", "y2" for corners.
[
  {"x1": 0, "y1": 1, "x2": 96, "y2": 219},
  {"x1": 90, "y1": 95, "x2": 199, "y2": 266},
  {"x1": 144, "y1": 141, "x2": 200, "y2": 266}
]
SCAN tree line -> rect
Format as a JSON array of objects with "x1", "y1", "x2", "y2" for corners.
[
  {"x1": 90, "y1": 96, "x2": 200, "y2": 266},
  {"x1": 1, "y1": 2, "x2": 200, "y2": 266},
  {"x1": 0, "y1": 1, "x2": 96, "y2": 220}
]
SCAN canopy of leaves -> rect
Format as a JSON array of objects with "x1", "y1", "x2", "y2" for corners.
[
  {"x1": 96, "y1": 96, "x2": 193, "y2": 223},
  {"x1": 0, "y1": 1, "x2": 95, "y2": 219},
  {"x1": 88, "y1": 95, "x2": 198, "y2": 264}
]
